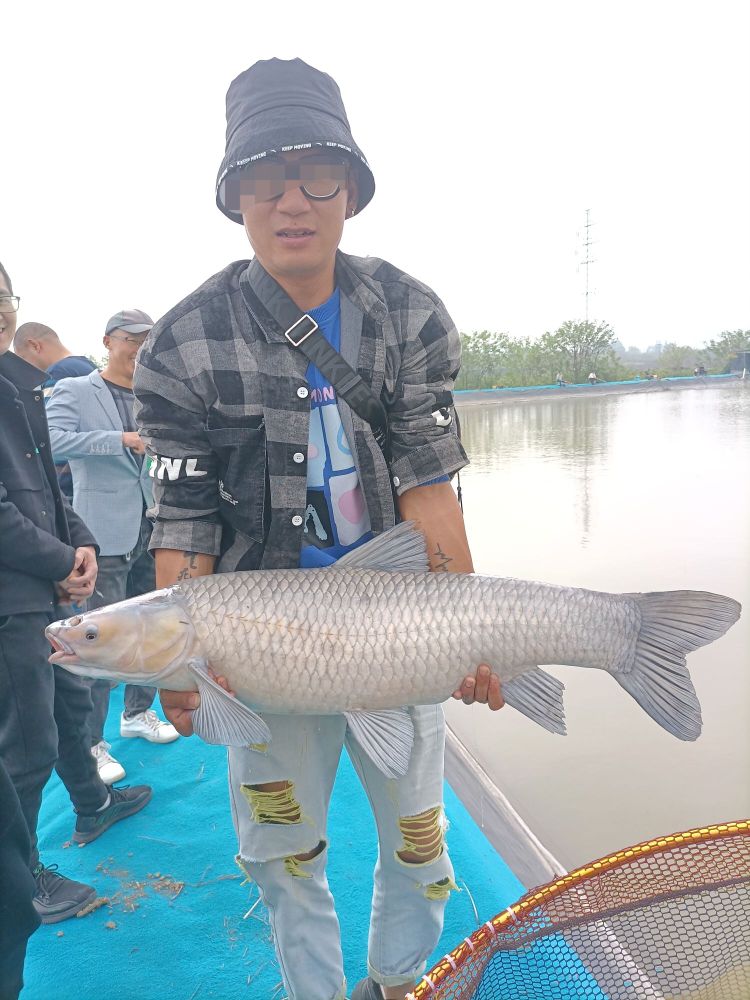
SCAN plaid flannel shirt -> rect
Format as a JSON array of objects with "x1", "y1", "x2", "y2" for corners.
[{"x1": 133, "y1": 251, "x2": 468, "y2": 572}]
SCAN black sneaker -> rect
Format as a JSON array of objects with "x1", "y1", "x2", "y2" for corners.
[
  {"x1": 32, "y1": 863, "x2": 97, "y2": 924},
  {"x1": 73, "y1": 784, "x2": 153, "y2": 846},
  {"x1": 351, "y1": 979, "x2": 383, "y2": 1000}
]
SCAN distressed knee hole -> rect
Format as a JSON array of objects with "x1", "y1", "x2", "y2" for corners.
[
  {"x1": 284, "y1": 840, "x2": 326, "y2": 878},
  {"x1": 240, "y1": 780, "x2": 302, "y2": 825},
  {"x1": 396, "y1": 805, "x2": 445, "y2": 866},
  {"x1": 424, "y1": 876, "x2": 460, "y2": 901}
]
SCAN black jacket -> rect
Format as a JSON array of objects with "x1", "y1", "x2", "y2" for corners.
[{"x1": 0, "y1": 352, "x2": 97, "y2": 616}]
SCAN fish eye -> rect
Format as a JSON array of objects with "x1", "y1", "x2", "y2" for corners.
[{"x1": 85, "y1": 626, "x2": 99, "y2": 641}]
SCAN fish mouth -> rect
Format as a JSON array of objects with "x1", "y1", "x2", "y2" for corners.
[{"x1": 47, "y1": 631, "x2": 78, "y2": 663}]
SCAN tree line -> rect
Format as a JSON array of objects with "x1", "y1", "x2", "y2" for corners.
[{"x1": 456, "y1": 323, "x2": 749, "y2": 390}]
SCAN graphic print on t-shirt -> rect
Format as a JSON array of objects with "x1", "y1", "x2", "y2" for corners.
[{"x1": 300, "y1": 289, "x2": 372, "y2": 567}]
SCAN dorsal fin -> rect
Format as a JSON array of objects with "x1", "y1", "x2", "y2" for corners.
[{"x1": 334, "y1": 522, "x2": 429, "y2": 572}]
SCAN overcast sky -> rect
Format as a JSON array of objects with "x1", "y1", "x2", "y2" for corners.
[{"x1": 3, "y1": 0, "x2": 749, "y2": 358}]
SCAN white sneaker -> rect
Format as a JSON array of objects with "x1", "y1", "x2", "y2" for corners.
[
  {"x1": 120, "y1": 709, "x2": 179, "y2": 744},
  {"x1": 91, "y1": 741, "x2": 126, "y2": 785}
]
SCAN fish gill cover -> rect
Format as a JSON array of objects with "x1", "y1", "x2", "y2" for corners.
[{"x1": 411, "y1": 821, "x2": 750, "y2": 1000}]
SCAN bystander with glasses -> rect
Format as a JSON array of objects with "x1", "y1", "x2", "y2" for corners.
[{"x1": 0, "y1": 263, "x2": 152, "y2": 930}]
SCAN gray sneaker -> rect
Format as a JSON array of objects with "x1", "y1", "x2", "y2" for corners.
[
  {"x1": 32, "y1": 863, "x2": 97, "y2": 924},
  {"x1": 72, "y1": 784, "x2": 152, "y2": 846},
  {"x1": 350, "y1": 979, "x2": 383, "y2": 1000}
]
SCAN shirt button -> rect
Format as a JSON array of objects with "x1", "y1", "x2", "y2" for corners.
[
  {"x1": 297, "y1": 386, "x2": 309, "y2": 399},
  {"x1": 291, "y1": 514, "x2": 303, "y2": 527},
  {"x1": 34, "y1": 395, "x2": 41, "y2": 401},
  {"x1": 292, "y1": 452, "x2": 305, "y2": 464},
  {"x1": 393, "y1": 476, "x2": 400, "y2": 487},
  {"x1": 41, "y1": 510, "x2": 47, "y2": 516},
  {"x1": 26, "y1": 453, "x2": 32, "y2": 459}
]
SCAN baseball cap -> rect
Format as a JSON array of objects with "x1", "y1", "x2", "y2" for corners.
[{"x1": 104, "y1": 309, "x2": 154, "y2": 336}]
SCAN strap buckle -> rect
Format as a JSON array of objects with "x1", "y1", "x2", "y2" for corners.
[{"x1": 284, "y1": 315, "x2": 319, "y2": 347}]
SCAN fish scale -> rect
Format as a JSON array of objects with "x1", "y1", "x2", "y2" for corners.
[{"x1": 178, "y1": 569, "x2": 640, "y2": 713}]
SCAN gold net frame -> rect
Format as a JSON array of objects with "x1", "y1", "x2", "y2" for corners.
[{"x1": 411, "y1": 820, "x2": 750, "y2": 999}]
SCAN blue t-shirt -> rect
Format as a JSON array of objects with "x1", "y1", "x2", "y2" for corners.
[
  {"x1": 44, "y1": 355, "x2": 97, "y2": 386},
  {"x1": 299, "y1": 290, "x2": 373, "y2": 567}
]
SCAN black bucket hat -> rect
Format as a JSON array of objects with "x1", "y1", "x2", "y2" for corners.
[{"x1": 216, "y1": 57, "x2": 375, "y2": 224}]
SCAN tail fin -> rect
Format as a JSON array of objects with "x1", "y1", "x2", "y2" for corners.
[{"x1": 615, "y1": 591, "x2": 741, "y2": 741}]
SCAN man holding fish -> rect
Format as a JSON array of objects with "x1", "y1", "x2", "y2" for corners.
[
  {"x1": 45, "y1": 55, "x2": 739, "y2": 1000},
  {"x1": 132, "y1": 58, "x2": 504, "y2": 1000}
]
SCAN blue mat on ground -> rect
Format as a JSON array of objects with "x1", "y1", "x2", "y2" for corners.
[{"x1": 23, "y1": 689, "x2": 524, "y2": 999}]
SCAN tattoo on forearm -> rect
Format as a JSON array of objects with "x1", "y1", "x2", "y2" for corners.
[{"x1": 433, "y1": 543, "x2": 453, "y2": 572}]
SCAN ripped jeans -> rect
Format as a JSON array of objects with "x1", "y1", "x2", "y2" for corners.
[{"x1": 228, "y1": 705, "x2": 455, "y2": 1000}]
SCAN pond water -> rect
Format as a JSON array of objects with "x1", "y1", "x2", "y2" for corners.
[{"x1": 446, "y1": 382, "x2": 750, "y2": 870}]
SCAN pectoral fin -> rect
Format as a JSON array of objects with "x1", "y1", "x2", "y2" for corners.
[
  {"x1": 345, "y1": 709, "x2": 415, "y2": 778},
  {"x1": 502, "y1": 668, "x2": 567, "y2": 735},
  {"x1": 187, "y1": 660, "x2": 271, "y2": 748}
]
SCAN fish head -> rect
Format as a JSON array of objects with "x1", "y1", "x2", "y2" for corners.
[{"x1": 46, "y1": 588, "x2": 196, "y2": 685}]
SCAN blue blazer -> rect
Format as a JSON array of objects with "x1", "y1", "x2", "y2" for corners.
[{"x1": 46, "y1": 370, "x2": 153, "y2": 556}]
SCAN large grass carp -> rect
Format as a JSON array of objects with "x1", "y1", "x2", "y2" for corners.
[{"x1": 46, "y1": 523, "x2": 741, "y2": 777}]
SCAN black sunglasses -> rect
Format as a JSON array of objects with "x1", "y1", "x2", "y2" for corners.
[{"x1": 225, "y1": 154, "x2": 350, "y2": 208}]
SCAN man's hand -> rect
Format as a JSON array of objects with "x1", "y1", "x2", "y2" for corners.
[
  {"x1": 160, "y1": 689, "x2": 200, "y2": 737},
  {"x1": 160, "y1": 672, "x2": 234, "y2": 737},
  {"x1": 122, "y1": 431, "x2": 146, "y2": 454},
  {"x1": 452, "y1": 664, "x2": 505, "y2": 711},
  {"x1": 58, "y1": 546, "x2": 98, "y2": 600},
  {"x1": 155, "y1": 548, "x2": 221, "y2": 735}
]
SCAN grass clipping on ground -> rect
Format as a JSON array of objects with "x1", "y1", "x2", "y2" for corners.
[{"x1": 73, "y1": 855, "x2": 241, "y2": 920}]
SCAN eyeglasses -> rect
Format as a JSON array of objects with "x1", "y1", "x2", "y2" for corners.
[
  {"x1": 224, "y1": 154, "x2": 349, "y2": 208},
  {"x1": 0, "y1": 296, "x2": 21, "y2": 314},
  {"x1": 107, "y1": 333, "x2": 148, "y2": 346}
]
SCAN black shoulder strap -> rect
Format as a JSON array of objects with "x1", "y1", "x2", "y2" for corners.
[
  {"x1": 246, "y1": 263, "x2": 390, "y2": 456},
  {"x1": 284, "y1": 314, "x2": 390, "y2": 454}
]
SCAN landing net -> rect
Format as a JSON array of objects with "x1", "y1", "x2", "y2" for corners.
[{"x1": 411, "y1": 820, "x2": 750, "y2": 1000}]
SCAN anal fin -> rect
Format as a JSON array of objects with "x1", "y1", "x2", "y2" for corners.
[
  {"x1": 502, "y1": 668, "x2": 566, "y2": 735},
  {"x1": 187, "y1": 660, "x2": 271, "y2": 748},
  {"x1": 345, "y1": 708, "x2": 415, "y2": 778}
]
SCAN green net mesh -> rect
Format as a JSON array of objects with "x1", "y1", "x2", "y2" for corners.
[{"x1": 412, "y1": 821, "x2": 750, "y2": 1000}]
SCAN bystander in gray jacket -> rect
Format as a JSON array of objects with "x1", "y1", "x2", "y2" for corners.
[
  {"x1": 46, "y1": 363, "x2": 176, "y2": 779},
  {"x1": 46, "y1": 369, "x2": 152, "y2": 555}
]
